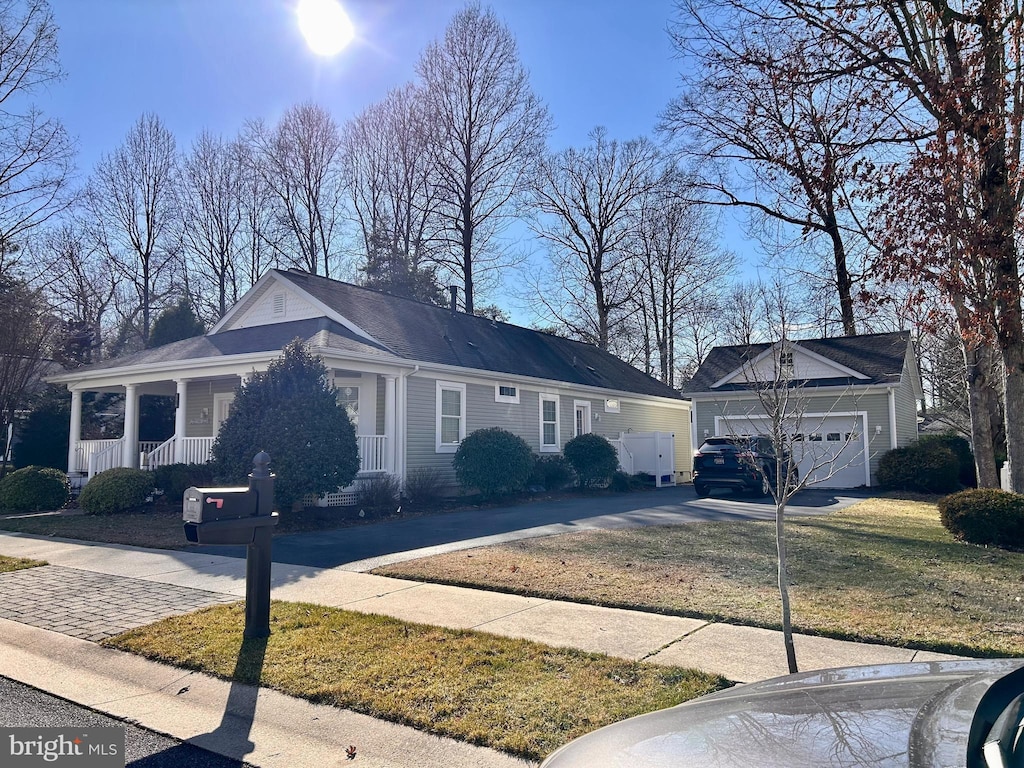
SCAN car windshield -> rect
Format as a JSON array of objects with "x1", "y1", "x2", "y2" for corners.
[{"x1": 698, "y1": 437, "x2": 754, "y2": 453}]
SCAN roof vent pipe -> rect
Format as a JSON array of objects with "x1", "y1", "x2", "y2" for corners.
[{"x1": 448, "y1": 285, "x2": 459, "y2": 315}]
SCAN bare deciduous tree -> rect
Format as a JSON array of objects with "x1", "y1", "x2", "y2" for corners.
[
  {"x1": 757, "y1": 0, "x2": 1024, "y2": 491},
  {"x1": 417, "y1": 2, "x2": 551, "y2": 313},
  {"x1": 663, "y1": 0, "x2": 913, "y2": 337},
  {"x1": 529, "y1": 127, "x2": 659, "y2": 351},
  {"x1": 711, "y1": 285, "x2": 876, "y2": 671},
  {"x1": 342, "y1": 83, "x2": 444, "y2": 302},
  {"x1": 0, "y1": 274, "x2": 55, "y2": 475},
  {"x1": 179, "y1": 131, "x2": 248, "y2": 322},
  {"x1": 0, "y1": 0, "x2": 75, "y2": 277},
  {"x1": 247, "y1": 102, "x2": 345, "y2": 278},
  {"x1": 629, "y1": 167, "x2": 733, "y2": 386},
  {"x1": 88, "y1": 113, "x2": 180, "y2": 347},
  {"x1": 40, "y1": 219, "x2": 116, "y2": 366}
]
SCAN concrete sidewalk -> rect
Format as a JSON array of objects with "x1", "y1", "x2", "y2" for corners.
[{"x1": 0, "y1": 531, "x2": 964, "y2": 767}]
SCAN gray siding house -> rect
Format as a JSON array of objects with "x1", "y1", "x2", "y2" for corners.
[
  {"x1": 51, "y1": 269, "x2": 691, "y2": 498},
  {"x1": 682, "y1": 332, "x2": 922, "y2": 488}
]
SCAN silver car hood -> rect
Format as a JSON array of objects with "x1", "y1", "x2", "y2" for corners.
[{"x1": 541, "y1": 659, "x2": 1024, "y2": 768}]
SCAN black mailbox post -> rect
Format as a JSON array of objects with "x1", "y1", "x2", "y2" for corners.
[{"x1": 182, "y1": 451, "x2": 279, "y2": 638}]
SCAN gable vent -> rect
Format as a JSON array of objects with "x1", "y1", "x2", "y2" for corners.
[{"x1": 272, "y1": 293, "x2": 286, "y2": 316}]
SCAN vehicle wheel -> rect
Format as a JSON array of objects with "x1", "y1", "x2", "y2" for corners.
[
  {"x1": 758, "y1": 473, "x2": 772, "y2": 497},
  {"x1": 694, "y1": 483, "x2": 711, "y2": 497}
]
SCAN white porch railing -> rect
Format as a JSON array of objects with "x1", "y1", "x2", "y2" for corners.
[
  {"x1": 358, "y1": 435, "x2": 386, "y2": 473},
  {"x1": 180, "y1": 437, "x2": 215, "y2": 465},
  {"x1": 143, "y1": 437, "x2": 176, "y2": 470},
  {"x1": 138, "y1": 440, "x2": 162, "y2": 455},
  {"x1": 77, "y1": 438, "x2": 123, "y2": 479}
]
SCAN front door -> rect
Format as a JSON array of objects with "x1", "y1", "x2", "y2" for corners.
[
  {"x1": 574, "y1": 402, "x2": 591, "y2": 436},
  {"x1": 213, "y1": 393, "x2": 234, "y2": 435}
]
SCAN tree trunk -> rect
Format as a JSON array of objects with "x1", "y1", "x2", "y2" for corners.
[
  {"x1": 966, "y1": 344, "x2": 1001, "y2": 487},
  {"x1": 776, "y1": 501, "x2": 798, "y2": 673},
  {"x1": 826, "y1": 216, "x2": 856, "y2": 336}
]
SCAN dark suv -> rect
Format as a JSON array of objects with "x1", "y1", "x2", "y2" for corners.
[{"x1": 692, "y1": 435, "x2": 793, "y2": 497}]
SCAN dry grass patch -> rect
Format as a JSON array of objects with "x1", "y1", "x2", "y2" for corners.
[
  {"x1": 0, "y1": 554, "x2": 44, "y2": 572},
  {"x1": 106, "y1": 601, "x2": 726, "y2": 761},
  {"x1": 376, "y1": 498, "x2": 1024, "y2": 657}
]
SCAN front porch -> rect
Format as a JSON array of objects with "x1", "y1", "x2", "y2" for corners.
[
  {"x1": 64, "y1": 365, "x2": 403, "y2": 493},
  {"x1": 69, "y1": 435, "x2": 388, "y2": 480}
]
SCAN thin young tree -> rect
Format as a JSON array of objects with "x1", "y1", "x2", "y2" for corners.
[
  {"x1": 417, "y1": 2, "x2": 551, "y2": 313},
  {"x1": 714, "y1": 283, "x2": 875, "y2": 672}
]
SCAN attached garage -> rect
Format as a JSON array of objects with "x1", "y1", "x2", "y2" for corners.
[
  {"x1": 683, "y1": 332, "x2": 923, "y2": 490},
  {"x1": 713, "y1": 413, "x2": 870, "y2": 489}
]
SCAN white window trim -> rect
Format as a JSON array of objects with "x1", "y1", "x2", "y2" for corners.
[
  {"x1": 573, "y1": 399, "x2": 592, "y2": 436},
  {"x1": 539, "y1": 393, "x2": 560, "y2": 453},
  {"x1": 436, "y1": 380, "x2": 466, "y2": 453},
  {"x1": 604, "y1": 398, "x2": 620, "y2": 413},
  {"x1": 495, "y1": 383, "x2": 520, "y2": 404}
]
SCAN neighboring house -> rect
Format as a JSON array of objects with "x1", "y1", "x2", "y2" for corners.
[
  {"x1": 681, "y1": 332, "x2": 922, "y2": 488},
  {"x1": 49, "y1": 269, "x2": 690, "y2": 497}
]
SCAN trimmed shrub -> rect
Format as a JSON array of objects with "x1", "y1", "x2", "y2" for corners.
[
  {"x1": 529, "y1": 454, "x2": 575, "y2": 491},
  {"x1": 403, "y1": 467, "x2": 445, "y2": 508},
  {"x1": 917, "y1": 432, "x2": 976, "y2": 488},
  {"x1": 211, "y1": 340, "x2": 359, "y2": 510},
  {"x1": 608, "y1": 470, "x2": 632, "y2": 493},
  {"x1": 79, "y1": 468, "x2": 154, "y2": 515},
  {"x1": 938, "y1": 488, "x2": 1024, "y2": 549},
  {"x1": 563, "y1": 433, "x2": 619, "y2": 488},
  {"x1": 877, "y1": 443, "x2": 960, "y2": 494},
  {"x1": 452, "y1": 427, "x2": 533, "y2": 498},
  {"x1": 152, "y1": 463, "x2": 214, "y2": 502},
  {"x1": 0, "y1": 466, "x2": 71, "y2": 512},
  {"x1": 356, "y1": 473, "x2": 401, "y2": 513}
]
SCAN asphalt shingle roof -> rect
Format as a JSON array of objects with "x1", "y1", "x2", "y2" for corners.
[
  {"x1": 73, "y1": 317, "x2": 393, "y2": 372},
  {"x1": 681, "y1": 331, "x2": 911, "y2": 393},
  {"x1": 280, "y1": 270, "x2": 681, "y2": 398},
  {"x1": 71, "y1": 270, "x2": 681, "y2": 400}
]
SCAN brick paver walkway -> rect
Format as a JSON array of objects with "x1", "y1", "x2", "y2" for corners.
[{"x1": 0, "y1": 565, "x2": 235, "y2": 641}]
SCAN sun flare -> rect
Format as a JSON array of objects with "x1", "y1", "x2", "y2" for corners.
[{"x1": 296, "y1": 0, "x2": 354, "y2": 57}]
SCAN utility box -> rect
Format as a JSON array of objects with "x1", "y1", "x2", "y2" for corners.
[{"x1": 183, "y1": 484, "x2": 278, "y2": 545}]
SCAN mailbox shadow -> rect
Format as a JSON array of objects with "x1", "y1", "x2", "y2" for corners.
[{"x1": 188, "y1": 636, "x2": 268, "y2": 762}]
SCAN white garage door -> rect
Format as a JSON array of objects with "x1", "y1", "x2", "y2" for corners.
[{"x1": 714, "y1": 414, "x2": 869, "y2": 489}]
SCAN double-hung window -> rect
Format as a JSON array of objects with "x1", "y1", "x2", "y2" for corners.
[
  {"x1": 436, "y1": 381, "x2": 466, "y2": 452},
  {"x1": 539, "y1": 394, "x2": 560, "y2": 452}
]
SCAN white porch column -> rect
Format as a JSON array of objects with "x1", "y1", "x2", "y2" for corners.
[
  {"x1": 383, "y1": 375, "x2": 397, "y2": 473},
  {"x1": 122, "y1": 384, "x2": 139, "y2": 468},
  {"x1": 174, "y1": 379, "x2": 189, "y2": 463},
  {"x1": 67, "y1": 389, "x2": 83, "y2": 474},
  {"x1": 240, "y1": 371, "x2": 252, "y2": 386}
]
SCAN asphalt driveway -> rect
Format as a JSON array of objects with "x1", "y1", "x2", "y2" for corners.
[{"x1": 193, "y1": 485, "x2": 869, "y2": 571}]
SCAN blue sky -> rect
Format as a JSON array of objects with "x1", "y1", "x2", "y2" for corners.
[{"x1": 41, "y1": 0, "x2": 755, "y2": 317}]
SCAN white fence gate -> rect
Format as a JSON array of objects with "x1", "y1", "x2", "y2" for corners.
[{"x1": 611, "y1": 432, "x2": 676, "y2": 487}]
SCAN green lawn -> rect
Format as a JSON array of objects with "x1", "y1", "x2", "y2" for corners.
[
  {"x1": 376, "y1": 497, "x2": 1024, "y2": 657},
  {"x1": 107, "y1": 601, "x2": 727, "y2": 761}
]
